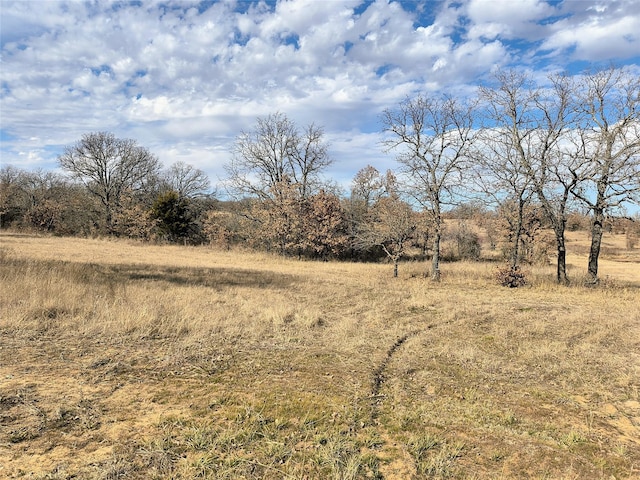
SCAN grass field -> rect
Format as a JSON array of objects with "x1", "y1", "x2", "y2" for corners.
[{"x1": 1, "y1": 232, "x2": 639, "y2": 479}]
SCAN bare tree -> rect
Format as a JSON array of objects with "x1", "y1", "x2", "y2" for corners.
[
  {"x1": 164, "y1": 161, "x2": 211, "y2": 199},
  {"x1": 289, "y1": 122, "x2": 332, "y2": 198},
  {"x1": 356, "y1": 189, "x2": 417, "y2": 278},
  {"x1": 471, "y1": 125, "x2": 534, "y2": 269},
  {"x1": 59, "y1": 132, "x2": 160, "y2": 233},
  {"x1": 381, "y1": 95, "x2": 475, "y2": 280},
  {"x1": 346, "y1": 166, "x2": 390, "y2": 254},
  {"x1": 479, "y1": 70, "x2": 577, "y2": 283},
  {"x1": 225, "y1": 112, "x2": 332, "y2": 201},
  {"x1": 571, "y1": 67, "x2": 640, "y2": 284}
]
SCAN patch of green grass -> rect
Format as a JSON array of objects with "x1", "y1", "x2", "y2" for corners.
[{"x1": 408, "y1": 434, "x2": 465, "y2": 478}]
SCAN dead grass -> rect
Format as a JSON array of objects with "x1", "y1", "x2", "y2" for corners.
[{"x1": 0, "y1": 231, "x2": 639, "y2": 479}]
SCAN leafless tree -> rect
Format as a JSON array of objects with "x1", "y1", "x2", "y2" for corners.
[
  {"x1": 164, "y1": 161, "x2": 211, "y2": 199},
  {"x1": 471, "y1": 125, "x2": 534, "y2": 269},
  {"x1": 225, "y1": 112, "x2": 332, "y2": 201},
  {"x1": 350, "y1": 165, "x2": 387, "y2": 210},
  {"x1": 58, "y1": 131, "x2": 160, "y2": 233},
  {"x1": 570, "y1": 67, "x2": 640, "y2": 284},
  {"x1": 478, "y1": 70, "x2": 577, "y2": 283},
  {"x1": 381, "y1": 95, "x2": 475, "y2": 280}
]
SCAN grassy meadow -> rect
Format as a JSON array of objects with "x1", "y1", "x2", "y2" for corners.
[{"x1": 0, "y1": 231, "x2": 639, "y2": 479}]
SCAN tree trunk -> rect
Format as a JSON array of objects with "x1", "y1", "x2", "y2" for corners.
[
  {"x1": 105, "y1": 204, "x2": 114, "y2": 234},
  {"x1": 393, "y1": 260, "x2": 398, "y2": 278},
  {"x1": 536, "y1": 185, "x2": 571, "y2": 284},
  {"x1": 511, "y1": 199, "x2": 525, "y2": 269},
  {"x1": 550, "y1": 217, "x2": 569, "y2": 284},
  {"x1": 431, "y1": 230, "x2": 441, "y2": 281},
  {"x1": 587, "y1": 206, "x2": 605, "y2": 284},
  {"x1": 556, "y1": 236, "x2": 568, "y2": 284}
]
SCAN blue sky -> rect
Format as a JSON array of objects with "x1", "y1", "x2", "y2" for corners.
[{"x1": 1, "y1": 0, "x2": 639, "y2": 194}]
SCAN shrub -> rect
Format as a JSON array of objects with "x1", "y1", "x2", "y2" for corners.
[
  {"x1": 442, "y1": 221, "x2": 481, "y2": 261},
  {"x1": 495, "y1": 265, "x2": 526, "y2": 288}
]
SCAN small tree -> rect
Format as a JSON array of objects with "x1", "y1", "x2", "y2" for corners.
[
  {"x1": 113, "y1": 190, "x2": 158, "y2": 241},
  {"x1": 303, "y1": 190, "x2": 349, "y2": 260},
  {"x1": 203, "y1": 210, "x2": 236, "y2": 249},
  {"x1": 251, "y1": 180, "x2": 306, "y2": 256},
  {"x1": 345, "y1": 166, "x2": 393, "y2": 260},
  {"x1": 449, "y1": 220, "x2": 481, "y2": 261},
  {"x1": 357, "y1": 191, "x2": 417, "y2": 278},
  {"x1": 151, "y1": 190, "x2": 198, "y2": 243}
]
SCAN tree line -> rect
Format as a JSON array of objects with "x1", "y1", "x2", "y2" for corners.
[{"x1": 1, "y1": 66, "x2": 639, "y2": 284}]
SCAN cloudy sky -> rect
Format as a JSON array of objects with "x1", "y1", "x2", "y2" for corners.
[{"x1": 1, "y1": 0, "x2": 639, "y2": 194}]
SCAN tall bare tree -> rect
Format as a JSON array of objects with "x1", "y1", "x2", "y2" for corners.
[
  {"x1": 225, "y1": 112, "x2": 332, "y2": 201},
  {"x1": 471, "y1": 124, "x2": 534, "y2": 269},
  {"x1": 570, "y1": 67, "x2": 640, "y2": 284},
  {"x1": 479, "y1": 70, "x2": 577, "y2": 283},
  {"x1": 59, "y1": 132, "x2": 160, "y2": 233},
  {"x1": 381, "y1": 95, "x2": 475, "y2": 280},
  {"x1": 164, "y1": 161, "x2": 211, "y2": 199}
]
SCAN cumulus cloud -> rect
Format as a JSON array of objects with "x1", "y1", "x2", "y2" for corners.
[
  {"x1": 541, "y1": 1, "x2": 640, "y2": 61},
  {"x1": 1, "y1": 0, "x2": 638, "y2": 188}
]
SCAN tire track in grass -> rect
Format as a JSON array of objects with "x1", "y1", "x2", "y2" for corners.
[
  {"x1": 370, "y1": 329, "x2": 420, "y2": 413},
  {"x1": 364, "y1": 327, "x2": 428, "y2": 480},
  {"x1": 366, "y1": 321, "x2": 456, "y2": 479},
  {"x1": 370, "y1": 321, "x2": 447, "y2": 404}
]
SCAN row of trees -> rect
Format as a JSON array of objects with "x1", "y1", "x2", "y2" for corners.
[
  {"x1": 221, "y1": 67, "x2": 639, "y2": 284},
  {"x1": 1, "y1": 132, "x2": 213, "y2": 241},
  {"x1": 378, "y1": 68, "x2": 640, "y2": 284},
  {"x1": 1, "y1": 67, "x2": 638, "y2": 284}
]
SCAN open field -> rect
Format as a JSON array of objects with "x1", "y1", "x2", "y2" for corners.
[{"x1": 1, "y1": 232, "x2": 639, "y2": 479}]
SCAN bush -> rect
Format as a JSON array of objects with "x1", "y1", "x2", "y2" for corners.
[
  {"x1": 443, "y1": 221, "x2": 481, "y2": 261},
  {"x1": 495, "y1": 265, "x2": 526, "y2": 288},
  {"x1": 151, "y1": 191, "x2": 202, "y2": 244}
]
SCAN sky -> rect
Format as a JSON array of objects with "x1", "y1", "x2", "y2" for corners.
[{"x1": 1, "y1": 0, "x2": 640, "y2": 196}]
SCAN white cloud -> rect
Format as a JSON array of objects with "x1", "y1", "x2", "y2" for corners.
[
  {"x1": 541, "y1": 3, "x2": 640, "y2": 61},
  {"x1": 465, "y1": 0, "x2": 555, "y2": 40},
  {"x1": 0, "y1": 0, "x2": 638, "y2": 189}
]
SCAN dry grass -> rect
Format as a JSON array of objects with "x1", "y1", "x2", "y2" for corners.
[{"x1": 0, "y1": 231, "x2": 639, "y2": 479}]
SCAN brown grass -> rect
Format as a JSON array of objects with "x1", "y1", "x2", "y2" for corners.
[{"x1": 0, "y1": 231, "x2": 639, "y2": 479}]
